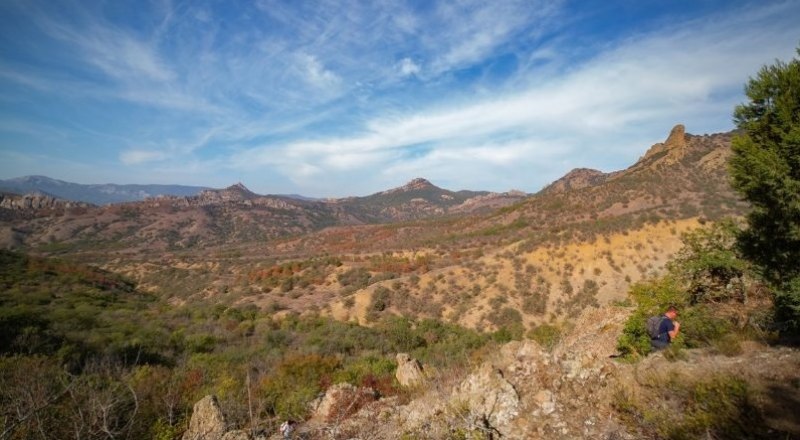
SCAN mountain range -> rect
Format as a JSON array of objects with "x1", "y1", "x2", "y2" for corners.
[
  {"x1": 0, "y1": 124, "x2": 746, "y2": 327},
  {"x1": 0, "y1": 175, "x2": 211, "y2": 205},
  {"x1": 0, "y1": 175, "x2": 528, "y2": 251}
]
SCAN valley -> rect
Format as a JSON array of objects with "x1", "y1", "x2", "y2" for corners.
[{"x1": 3, "y1": 124, "x2": 798, "y2": 439}]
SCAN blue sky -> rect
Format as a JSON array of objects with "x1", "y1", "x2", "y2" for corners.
[{"x1": 0, "y1": 0, "x2": 798, "y2": 197}]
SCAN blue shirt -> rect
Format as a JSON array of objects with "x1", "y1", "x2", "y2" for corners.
[{"x1": 656, "y1": 315, "x2": 675, "y2": 343}]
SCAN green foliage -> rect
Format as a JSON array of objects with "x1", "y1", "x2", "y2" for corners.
[
  {"x1": 730, "y1": 47, "x2": 800, "y2": 336},
  {"x1": 617, "y1": 219, "x2": 775, "y2": 358},
  {"x1": 258, "y1": 354, "x2": 340, "y2": 419},
  {"x1": 0, "y1": 251, "x2": 492, "y2": 438},
  {"x1": 615, "y1": 374, "x2": 774, "y2": 439},
  {"x1": 617, "y1": 276, "x2": 687, "y2": 358},
  {"x1": 527, "y1": 324, "x2": 562, "y2": 351},
  {"x1": 669, "y1": 219, "x2": 747, "y2": 304}
]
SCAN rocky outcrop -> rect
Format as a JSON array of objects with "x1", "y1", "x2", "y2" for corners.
[
  {"x1": 395, "y1": 353, "x2": 425, "y2": 387},
  {"x1": 639, "y1": 124, "x2": 689, "y2": 166},
  {"x1": 310, "y1": 383, "x2": 377, "y2": 423},
  {"x1": 451, "y1": 362, "x2": 520, "y2": 436},
  {"x1": 182, "y1": 395, "x2": 228, "y2": 440},
  {"x1": 0, "y1": 192, "x2": 90, "y2": 210},
  {"x1": 195, "y1": 183, "x2": 258, "y2": 204}
]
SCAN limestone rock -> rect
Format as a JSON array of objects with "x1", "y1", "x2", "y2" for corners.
[
  {"x1": 311, "y1": 383, "x2": 376, "y2": 422},
  {"x1": 452, "y1": 362, "x2": 519, "y2": 434},
  {"x1": 182, "y1": 395, "x2": 227, "y2": 440},
  {"x1": 395, "y1": 353, "x2": 425, "y2": 387}
]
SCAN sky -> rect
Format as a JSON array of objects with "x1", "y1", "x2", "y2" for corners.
[{"x1": 0, "y1": 1, "x2": 798, "y2": 197}]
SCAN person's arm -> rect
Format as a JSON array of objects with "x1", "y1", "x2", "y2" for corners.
[{"x1": 668, "y1": 321, "x2": 680, "y2": 340}]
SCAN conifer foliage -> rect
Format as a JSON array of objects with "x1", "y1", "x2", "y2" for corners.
[{"x1": 730, "y1": 47, "x2": 800, "y2": 335}]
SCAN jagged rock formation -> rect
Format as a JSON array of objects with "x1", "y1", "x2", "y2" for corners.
[
  {"x1": 395, "y1": 353, "x2": 426, "y2": 387},
  {"x1": 0, "y1": 192, "x2": 91, "y2": 210},
  {"x1": 195, "y1": 183, "x2": 258, "y2": 204},
  {"x1": 182, "y1": 395, "x2": 228, "y2": 440},
  {"x1": 638, "y1": 123, "x2": 689, "y2": 167}
]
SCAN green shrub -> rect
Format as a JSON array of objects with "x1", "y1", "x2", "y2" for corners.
[{"x1": 527, "y1": 324, "x2": 561, "y2": 351}]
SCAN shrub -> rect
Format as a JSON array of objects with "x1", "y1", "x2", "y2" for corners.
[{"x1": 527, "y1": 324, "x2": 561, "y2": 351}]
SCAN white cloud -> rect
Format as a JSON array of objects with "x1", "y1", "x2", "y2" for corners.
[
  {"x1": 301, "y1": 54, "x2": 340, "y2": 87},
  {"x1": 120, "y1": 149, "x2": 168, "y2": 165},
  {"x1": 228, "y1": 1, "x2": 800, "y2": 195},
  {"x1": 398, "y1": 57, "x2": 421, "y2": 77}
]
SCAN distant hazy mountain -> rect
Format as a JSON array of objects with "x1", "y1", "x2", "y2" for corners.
[{"x1": 0, "y1": 176, "x2": 211, "y2": 205}]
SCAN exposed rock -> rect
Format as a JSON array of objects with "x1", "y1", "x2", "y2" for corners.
[
  {"x1": 395, "y1": 353, "x2": 425, "y2": 387},
  {"x1": 451, "y1": 362, "x2": 520, "y2": 435},
  {"x1": 220, "y1": 430, "x2": 251, "y2": 440},
  {"x1": 639, "y1": 123, "x2": 689, "y2": 166},
  {"x1": 196, "y1": 183, "x2": 258, "y2": 204},
  {"x1": 182, "y1": 395, "x2": 227, "y2": 440},
  {"x1": 310, "y1": 383, "x2": 376, "y2": 423},
  {"x1": 379, "y1": 178, "x2": 435, "y2": 195},
  {"x1": 0, "y1": 192, "x2": 90, "y2": 210}
]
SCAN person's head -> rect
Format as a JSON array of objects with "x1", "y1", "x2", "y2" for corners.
[{"x1": 665, "y1": 305, "x2": 678, "y2": 319}]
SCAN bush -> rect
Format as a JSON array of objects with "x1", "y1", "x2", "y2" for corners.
[
  {"x1": 527, "y1": 324, "x2": 561, "y2": 351},
  {"x1": 617, "y1": 221, "x2": 771, "y2": 359}
]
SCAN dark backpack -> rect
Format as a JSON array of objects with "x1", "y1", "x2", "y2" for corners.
[{"x1": 646, "y1": 315, "x2": 665, "y2": 339}]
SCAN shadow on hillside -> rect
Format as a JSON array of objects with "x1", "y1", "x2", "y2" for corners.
[{"x1": 761, "y1": 382, "x2": 800, "y2": 437}]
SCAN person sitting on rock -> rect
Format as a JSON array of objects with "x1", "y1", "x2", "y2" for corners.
[{"x1": 651, "y1": 306, "x2": 680, "y2": 350}]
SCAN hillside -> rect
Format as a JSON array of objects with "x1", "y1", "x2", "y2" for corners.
[
  {"x1": 3, "y1": 125, "x2": 799, "y2": 440},
  {"x1": 0, "y1": 125, "x2": 748, "y2": 332}
]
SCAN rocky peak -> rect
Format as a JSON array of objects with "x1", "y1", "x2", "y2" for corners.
[
  {"x1": 379, "y1": 178, "x2": 437, "y2": 196},
  {"x1": 398, "y1": 178, "x2": 435, "y2": 192},
  {"x1": 196, "y1": 183, "x2": 257, "y2": 204},
  {"x1": 639, "y1": 124, "x2": 689, "y2": 166},
  {"x1": 665, "y1": 124, "x2": 687, "y2": 148}
]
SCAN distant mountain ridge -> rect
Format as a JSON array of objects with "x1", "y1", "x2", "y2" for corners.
[
  {"x1": 0, "y1": 177, "x2": 528, "y2": 250},
  {"x1": 0, "y1": 176, "x2": 211, "y2": 205}
]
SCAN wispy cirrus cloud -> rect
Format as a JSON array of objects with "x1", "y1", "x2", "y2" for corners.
[
  {"x1": 1, "y1": 0, "x2": 798, "y2": 195},
  {"x1": 226, "y1": 1, "x2": 799, "y2": 196}
]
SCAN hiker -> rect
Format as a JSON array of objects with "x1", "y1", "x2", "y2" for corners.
[
  {"x1": 279, "y1": 420, "x2": 295, "y2": 439},
  {"x1": 649, "y1": 306, "x2": 680, "y2": 350}
]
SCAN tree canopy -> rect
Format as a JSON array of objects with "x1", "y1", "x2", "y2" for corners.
[{"x1": 730, "y1": 47, "x2": 800, "y2": 334}]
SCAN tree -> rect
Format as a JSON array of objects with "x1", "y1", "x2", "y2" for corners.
[{"x1": 730, "y1": 47, "x2": 800, "y2": 335}]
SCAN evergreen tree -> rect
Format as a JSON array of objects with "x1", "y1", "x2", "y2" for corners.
[{"x1": 730, "y1": 47, "x2": 800, "y2": 335}]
